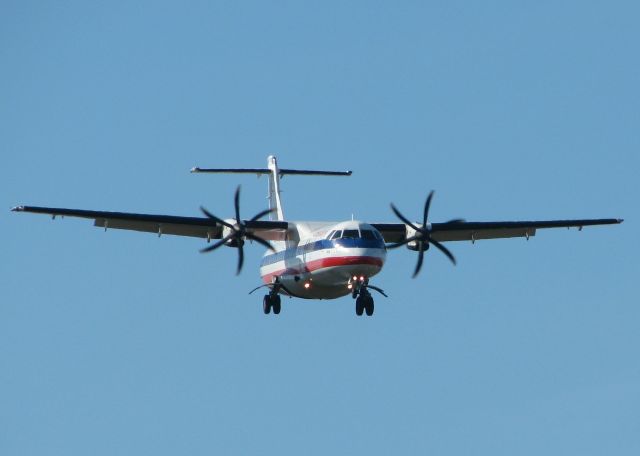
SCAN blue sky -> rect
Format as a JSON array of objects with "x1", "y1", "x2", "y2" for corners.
[{"x1": 2, "y1": 1, "x2": 638, "y2": 454}]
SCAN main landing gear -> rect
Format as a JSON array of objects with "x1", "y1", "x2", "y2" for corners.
[
  {"x1": 250, "y1": 278, "x2": 287, "y2": 315},
  {"x1": 350, "y1": 277, "x2": 387, "y2": 317},
  {"x1": 355, "y1": 293, "x2": 374, "y2": 316},
  {"x1": 262, "y1": 293, "x2": 281, "y2": 315}
]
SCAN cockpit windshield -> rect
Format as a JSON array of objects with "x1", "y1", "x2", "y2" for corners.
[
  {"x1": 361, "y1": 230, "x2": 376, "y2": 240},
  {"x1": 341, "y1": 229, "x2": 359, "y2": 239},
  {"x1": 327, "y1": 227, "x2": 383, "y2": 241}
]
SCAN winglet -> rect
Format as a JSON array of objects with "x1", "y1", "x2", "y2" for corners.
[
  {"x1": 11, "y1": 206, "x2": 24, "y2": 212},
  {"x1": 617, "y1": 218, "x2": 624, "y2": 223}
]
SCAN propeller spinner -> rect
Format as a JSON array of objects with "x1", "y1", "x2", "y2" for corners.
[
  {"x1": 389, "y1": 191, "x2": 463, "y2": 278},
  {"x1": 200, "y1": 185, "x2": 275, "y2": 275}
]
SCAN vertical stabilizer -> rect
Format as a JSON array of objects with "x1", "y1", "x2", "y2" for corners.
[{"x1": 267, "y1": 155, "x2": 285, "y2": 221}]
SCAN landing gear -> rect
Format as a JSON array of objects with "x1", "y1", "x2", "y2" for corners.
[
  {"x1": 250, "y1": 276, "x2": 287, "y2": 315},
  {"x1": 272, "y1": 295, "x2": 281, "y2": 314},
  {"x1": 364, "y1": 296, "x2": 374, "y2": 316},
  {"x1": 262, "y1": 293, "x2": 282, "y2": 315},
  {"x1": 351, "y1": 276, "x2": 386, "y2": 317},
  {"x1": 355, "y1": 295, "x2": 374, "y2": 316}
]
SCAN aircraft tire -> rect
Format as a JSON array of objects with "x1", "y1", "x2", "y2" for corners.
[
  {"x1": 272, "y1": 295, "x2": 281, "y2": 314},
  {"x1": 365, "y1": 297, "x2": 374, "y2": 316},
  {"x1": 355, "y1": 297, "x2": 364, "y2": 316},
  {"x1": 263, "y1": 295, "x2": 271, "y2": 314}
]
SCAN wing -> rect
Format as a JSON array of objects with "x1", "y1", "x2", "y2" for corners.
[
  {"x1": 11, "y1": 206, "x2": 289, "y2": 241},
  {"x1": 372, "y1": 218, "x2": 623, "y2": 244}
]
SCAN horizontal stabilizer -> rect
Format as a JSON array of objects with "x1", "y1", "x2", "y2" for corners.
[
  {"x1": 191, "y1": 167, "x2": 352, "y2": 176},
  {"x1": 191, "y1": 156, "x2": 350, "y2": 221}
]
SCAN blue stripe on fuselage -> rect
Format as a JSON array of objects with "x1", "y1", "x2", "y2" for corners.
[{"x1": 260, "y1": 238, "x2": 385, "y2": 267}]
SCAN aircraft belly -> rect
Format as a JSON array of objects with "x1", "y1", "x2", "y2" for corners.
[
  {"x1": 279, "y1": 278, "x2": 351, "y2": 300},
  {"x1": 260, "y1": 247, "x2": 385, "y2": 300}
]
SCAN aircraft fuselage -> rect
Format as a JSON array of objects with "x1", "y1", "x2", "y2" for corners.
[{"x1": 259, "y1": 220, "x2": 387, "y2": 299}]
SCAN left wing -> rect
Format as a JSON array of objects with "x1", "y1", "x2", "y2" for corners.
[
  {"x1": 372, "y1": 218, "x2": 623, "y2": 244},
  {"x1": 11, "y1": 206, "x2": 289, "y2": 241}
]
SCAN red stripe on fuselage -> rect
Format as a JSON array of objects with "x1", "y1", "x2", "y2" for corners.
[{"x1": 261, "y1": 255, "x2": 383, "y2": 284}]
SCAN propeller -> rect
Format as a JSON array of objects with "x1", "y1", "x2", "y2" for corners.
[
  {"x1": 388, "y1": 191, "x2": 463, "y2": 278},
  {"x1": 199, "y1": 185, "x2": 276, "y2": 275}
]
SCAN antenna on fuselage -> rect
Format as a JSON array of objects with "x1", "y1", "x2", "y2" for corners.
[{"x1": 191, "y1": 155, "x2": 353, "y2": 221}]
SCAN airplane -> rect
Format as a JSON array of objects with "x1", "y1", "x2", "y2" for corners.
[{"x1": 12, "y1": 155, "x2": 623, "y2": 316}]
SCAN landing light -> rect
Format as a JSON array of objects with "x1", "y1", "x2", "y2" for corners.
[
  {"x1": 304, "y1": 282, "x2": 311, "y2": 289},
  {"x1": 359, "y1": 276, "x2": 365, "y2": 281}
]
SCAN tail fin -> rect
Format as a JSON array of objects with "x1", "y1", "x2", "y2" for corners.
[
  {"x1": 266, "y1": 155, "x2": 285, "y2": 221},
  {"x1": 191, "y1": 155, "x2": 352, "y2": 221}
]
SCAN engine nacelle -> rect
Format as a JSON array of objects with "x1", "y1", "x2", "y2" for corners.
[
  {"x1": 221, "y1": 220, "x2": 243, "y2": 247},
  {"x1": 404, "y1": 223, "x2": 430, "y2": 251}
]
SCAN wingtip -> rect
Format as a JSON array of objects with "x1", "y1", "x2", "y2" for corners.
[
  {"x1": 11, "y1": 205, "x2": 24, "y2": 212},
  {"x1": 190, "y1": 167, "x2": 200, "y2": 173},
  {"x1": 617, "y1": 218, "x2": 624, "y2": 223}
]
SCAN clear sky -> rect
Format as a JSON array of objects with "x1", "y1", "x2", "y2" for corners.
[{"x1": 2, "y1": 1, "x2": 638, "y2": 454}]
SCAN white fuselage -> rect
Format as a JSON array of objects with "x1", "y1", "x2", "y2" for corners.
[{"x1": 259, "y1": 220, "x2": 387, "y2": 299}]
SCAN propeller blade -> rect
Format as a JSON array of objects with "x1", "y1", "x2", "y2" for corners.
[
  {"x1": 236, "y1": 243, "x2": 244, "y2": 275},
  {"x1": 390, "y1": 203, "x2": 420, "y2": 231},
  {"x1": 249, "y1": 207, "x2": 275, "y2": 222},
  {"x1": 200, "y1": 206, "x2": 233, "y2": 229},
  {"x1": 387, "y1": 235, "x2": 421, "y2": 250},
  {"x1": 391, "y1": 191, "x2": 460, "y2": 277},
  {"x1": 246, "y1": 232, "x2": 277, "y2": 252},
  {"x1": 200, "y1": 234, "x2": 234, "y2": 253},
  {"x1": 430, "y1": 239, "x2": 456, "y2": 265},
  {"x1": 423, "y1": 191, "x2": 434, "y2": 227},
  {"x1": 234, "y1": 185, "x2": 241, "y2": 224},
  {"x1": 199, "y1": 186, "x2": 268, "y2": 275},
  {"x1": 413, "y1": 243, "x2": 425, "y2": 278}
]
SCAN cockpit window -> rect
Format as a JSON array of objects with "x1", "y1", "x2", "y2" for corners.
[
  {"x1": 326, "y1": 230, "x2": 335, "y2": 240},
  {"x1": 361, "y1": 230, "x2": 376, "y2": 240},
  {"x1": 330, "y1": 230, "x2": 342, "y2": 240},
  {"x1": 341, "y1": 229, "x2": 360, "y2": 239}
]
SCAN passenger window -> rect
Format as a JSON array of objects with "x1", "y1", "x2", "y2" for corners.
[{"x1": 341, "y1": 230, "x2": 359, "y2": 239}]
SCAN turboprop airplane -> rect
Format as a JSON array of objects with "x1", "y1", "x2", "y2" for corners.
[{"x1": 12, "y1": 155, "x2": 623, "y2": 316}]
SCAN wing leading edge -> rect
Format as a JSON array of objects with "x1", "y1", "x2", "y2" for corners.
[
  {"x1": 12, "y1": 206, "x2": 622, "y2": 243},
  {"x1": 372, "y1": 218, "x2": 622, "y2": 244},
  {"x1": 11, "y1": 206, "x2": 289, "y2": 241}
]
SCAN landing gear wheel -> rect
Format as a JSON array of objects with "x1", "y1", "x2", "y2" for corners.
[
  {"x1": 365, "y1": 297, "x2": 375, "y2": 316},
  {"x1": 355, "y1": 297, "x2": 364, "y2": 316},
  {"x1": 272, "y1": 295, "x2": 281, "y2": 314},
  {"x1": 262, "y1": 295, "x2": 271, "y2": 314}
]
